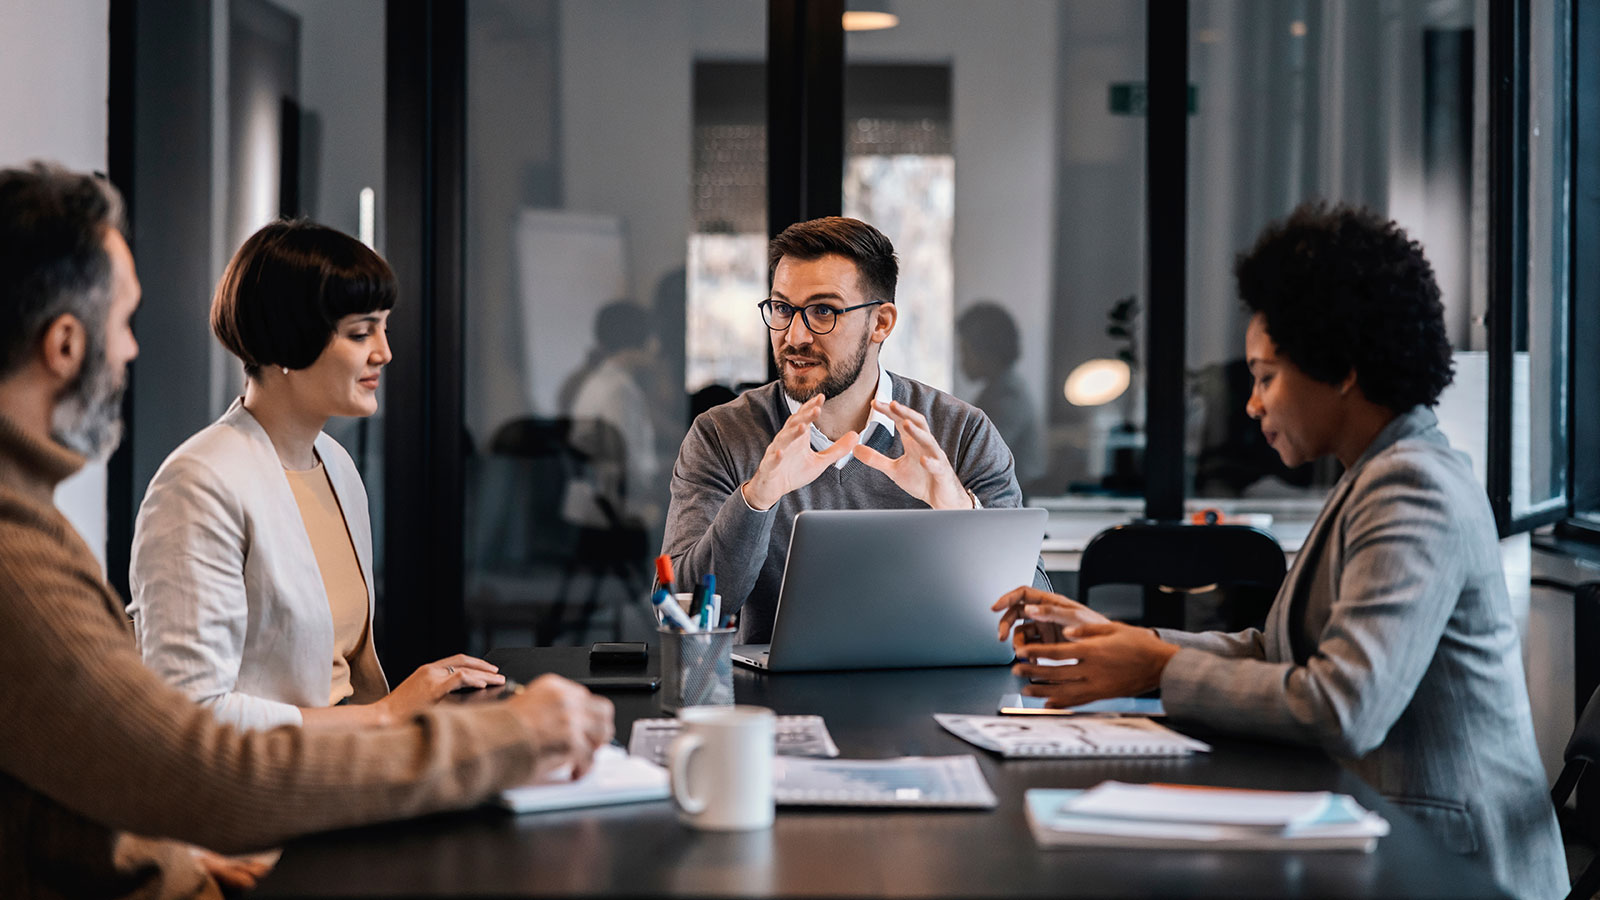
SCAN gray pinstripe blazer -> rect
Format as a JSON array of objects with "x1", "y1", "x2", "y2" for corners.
[{"x1": 1158, "y1": 407, "x2": 1565, "y2": 899}]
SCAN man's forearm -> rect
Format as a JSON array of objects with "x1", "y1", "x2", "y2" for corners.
[{"x1": 663, "y1": 489, "x2": 778, "y2": 617}]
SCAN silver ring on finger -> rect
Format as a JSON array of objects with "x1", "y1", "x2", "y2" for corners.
[{"x1": 446, "y1": 665, "x2": 456, "y2": 675}]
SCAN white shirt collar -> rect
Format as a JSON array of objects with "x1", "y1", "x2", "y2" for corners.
[{"x1": 785, "y1": 365, "x2": 896, "y2": 469}]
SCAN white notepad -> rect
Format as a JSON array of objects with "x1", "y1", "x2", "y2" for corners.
[
  {"x1": 494, "y1": 745, "x2": 669, "y2": 813},
  {"x1": 773, "y1": 755, "x2": 998, "y2": 808},
  {"x1": 1066, "y1": 781, "x2": 1336, "y2": 826},
  {"x1": 935, "y1": 713, "x2": 1211, "y2": 758}
]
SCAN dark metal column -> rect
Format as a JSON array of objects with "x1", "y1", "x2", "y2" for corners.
[
  {"x1": 106, "y1": 0, "x2": 137, "y2": 602},
  {"x1": 767, "y1": 0, "x2": 844, "y2": 235},
  {"x1": 1144, "y1": 0, "x2": 1189, "y2": 522},
  {"x1": 383, "y1": 0, "x2": 468, "y2": 673},
  {"x1": 1485, "y1": 0, "x2": 1528, "y2": 536},
  {"x1": 1567, "y1": 0, "x2": 1600, "y2": 522},
  {"x1": 766, "y1": 0, "x2": 844, "y2": 384}
]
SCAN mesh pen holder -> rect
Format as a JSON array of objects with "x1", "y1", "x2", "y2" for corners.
[{"x1": 660, "y1": 627, "x2": 736, "y2": 712}]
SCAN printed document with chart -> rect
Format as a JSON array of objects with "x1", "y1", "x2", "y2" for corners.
[{"x1": 934, "y1": 714, "x2": 1211, "y2": 758}]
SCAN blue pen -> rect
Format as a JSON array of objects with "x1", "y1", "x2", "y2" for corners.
[{"x1": 697, "y1": 574, "x2": 716, "y2": 630}]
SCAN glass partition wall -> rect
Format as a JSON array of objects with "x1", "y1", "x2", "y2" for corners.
[
  {"x1": 1184, "y1": 0, "x2": 1483, "y2": 514},
  {"x1": 105, "y1": 0, "x2": 1581, "y2": 669},
  {"x1": 460, "y1": 0, "x2": 1156, "y2": 648},
  {"x1": 462, "y1": 0, "x2": 767, "y2": 649},
  {"x1": 114, "y1": 0, "x2": 387, "y2": 600},
  {"x1": 456, "y1": 0, "x2": 1572, "y2": 648},
  {"x1": 1182, "y1": 0, "x2": 1571, "y2": 540},
  {"x1": 843, "y1": 2, "x2": 1148, "y2": 500}
]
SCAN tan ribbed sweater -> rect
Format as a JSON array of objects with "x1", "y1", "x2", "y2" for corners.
[{"x1": 0, "y1": 412, "x2": 539, "y2": 899}]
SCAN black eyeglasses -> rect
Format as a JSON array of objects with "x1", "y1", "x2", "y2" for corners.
[{"x1": 758, "y1": 299, "x2": 886, "y2": 335}]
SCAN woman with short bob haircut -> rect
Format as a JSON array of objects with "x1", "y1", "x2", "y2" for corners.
[
  {"x1": 130, "y1": 220, "x2": 503, "y2": 731},
  {"x1": 995, "y1": 203, "x2": 1566, "y2": 899}
]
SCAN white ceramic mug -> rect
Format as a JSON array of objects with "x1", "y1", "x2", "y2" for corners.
[{"x1": 668, "y1": 705, "x2": 775, "y2": 830}]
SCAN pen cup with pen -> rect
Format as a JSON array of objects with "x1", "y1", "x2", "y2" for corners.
[
  {"x1": 659, "y1": 625, "x2": 735, "y2": 711},
  {"x1": 652, "y1": 557, "x2": 735, "y2": 711}
]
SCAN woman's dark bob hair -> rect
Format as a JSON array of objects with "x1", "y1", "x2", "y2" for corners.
[
  {"x1": 1235, "y1": 201, "x2": 1454, "y2": 412},
  {"x1": 211, "y1": 219, "x2": 396, "y2": 378}
]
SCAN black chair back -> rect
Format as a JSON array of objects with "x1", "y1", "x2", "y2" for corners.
[
  {"x1": 1077, "y1": 522, "x2": 1287, "y2": 631},
  {"x1": 1567, "y1": 684, "x2": 1600, "y2": 772},
  {"x1": 1556, "y1": 587, "x2": 1600, "y2": 900},
  {"x1": 471, "y1": 416, "x2": 649, "y2": 644}
]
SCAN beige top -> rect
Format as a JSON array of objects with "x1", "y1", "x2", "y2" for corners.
[
  {"x1": 286, "y1": 461, "x2": 371, "y2": 705},
  {"x1": 130, "y1": 399, "x2": 390, "y2": 729}
]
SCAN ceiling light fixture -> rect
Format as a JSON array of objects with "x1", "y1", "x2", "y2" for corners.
[
  {"x1": 843, "y1": 10, "x2": 898, "y2": 31},
  {"x1": 1064, "y1": 358, "x2": 1132, "y2": 407},
  {"x1": 843, "y1": 1, "x2": 897, "y2": 32}
]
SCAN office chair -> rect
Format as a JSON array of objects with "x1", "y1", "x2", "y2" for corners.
[
  {"x1": 1076, "y1": 522, "x2": 1287, "y2": 632},
  {"x1": 467, "y1": 417, "x2": 648, "y2": 646},
  {"x1": 1555, "y1": 686, "x2": 1600, "y2": 900},
  {"x1": 1555, "y1": 583, "x2": 1600, "y2": 900}
]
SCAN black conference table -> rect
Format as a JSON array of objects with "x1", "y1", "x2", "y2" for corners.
[{"x1": 254, "y1": 646, "x2": 1509, "y2": 899}]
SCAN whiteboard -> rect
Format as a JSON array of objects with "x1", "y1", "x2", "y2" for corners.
[{"x1": 512, "y1": 209, "x2": 630, "y2": 415}]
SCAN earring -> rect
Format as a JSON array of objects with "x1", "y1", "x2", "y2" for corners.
[{"x1": 281, "y1": 366, "x2": 289, "y2": 375}]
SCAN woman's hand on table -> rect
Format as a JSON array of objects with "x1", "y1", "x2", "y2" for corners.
[{"x1": 376, "y1": 653, "x2": 506, "y2": 721}]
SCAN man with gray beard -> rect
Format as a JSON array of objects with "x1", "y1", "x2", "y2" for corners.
[
  {"x1": 0, "y1": 163, "x2": 615, "y2": 899},
  {"x1": 661, "y1": 217, "x2": 1049, "y2": 642}
]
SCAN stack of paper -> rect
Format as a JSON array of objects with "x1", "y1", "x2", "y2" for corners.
[
  {"x1": 1024, "y1": 781, "x2": 1389, "y2": 851},
  {"x1": 494, "y1": 746, "x2": 669, "y2": 814}
]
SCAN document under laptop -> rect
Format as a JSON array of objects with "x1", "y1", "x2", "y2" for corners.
[{"x1": 732, "y1": 507, "x2": 1047, "y2": 672}]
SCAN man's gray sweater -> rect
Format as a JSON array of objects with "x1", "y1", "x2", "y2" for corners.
[{"x1": 661, "y1": 373, "x2": 1051, "y2": 642}]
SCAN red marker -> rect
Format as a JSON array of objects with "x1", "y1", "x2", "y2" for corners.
[{"x1": 655, "y1": 555, "x2": 675, "y2": 594}]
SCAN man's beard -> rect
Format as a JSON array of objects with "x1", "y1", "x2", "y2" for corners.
[
  {"x1": 51, "y1": 348, "x2": 126, "y2": 461},
  {"x1": 778, "y1": 330, "x2": 871, "y2": 403}
]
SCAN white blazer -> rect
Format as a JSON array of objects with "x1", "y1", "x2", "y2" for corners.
[{"x1": 129, "y1": 399, "x2": 388, "y2": 730}]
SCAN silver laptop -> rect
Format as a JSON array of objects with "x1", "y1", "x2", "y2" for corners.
[{"x1": 732, "y1": 508, "x2": 1047, "y2": 672}]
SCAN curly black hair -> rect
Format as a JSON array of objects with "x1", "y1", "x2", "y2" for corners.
[{"x1": 1234, "y1": 202, "x2": 1454, "y2": 412}]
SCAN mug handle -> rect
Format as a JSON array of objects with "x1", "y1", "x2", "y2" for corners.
[{"x1": 668, "y1": 733, "x2": 707, "y2": 815}]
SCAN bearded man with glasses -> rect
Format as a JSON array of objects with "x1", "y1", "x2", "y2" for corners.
[{"x1": 662, "y1": 216, "x2": 1049, "y2": 643}]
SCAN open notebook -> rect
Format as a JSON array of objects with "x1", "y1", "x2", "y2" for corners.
[
  {"x1": 935, "y1": 713, "x2": 1210, "y2": 758},
  {"x1": 494, "y1": 745, "x2": 669, "y2": 814}
]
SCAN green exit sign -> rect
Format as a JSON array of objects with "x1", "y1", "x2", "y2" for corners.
[{"x1": 1109, "y1": 82, "x2": 1199, "y2": 116}]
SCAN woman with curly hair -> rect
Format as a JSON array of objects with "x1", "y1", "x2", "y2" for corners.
[{"x1": 994, "y1": 203, "x2": 1565, "y2": 899}]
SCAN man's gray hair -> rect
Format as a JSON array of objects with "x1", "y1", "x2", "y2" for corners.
[{"x1": 0, "y1": 162, "x2": 127, "y2": 379}]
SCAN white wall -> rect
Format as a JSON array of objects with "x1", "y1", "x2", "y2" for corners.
[{"x1": 0, "y1": 0, "x2": 110, "y2": 567}]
